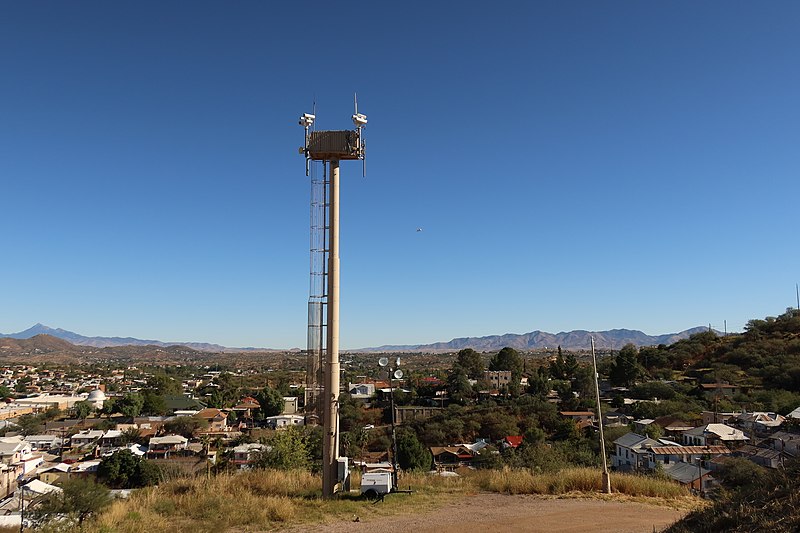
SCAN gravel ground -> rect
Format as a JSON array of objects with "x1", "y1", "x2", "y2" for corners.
[{"x1": 282, "y1": 493, "x2": 686, "y2": 533}]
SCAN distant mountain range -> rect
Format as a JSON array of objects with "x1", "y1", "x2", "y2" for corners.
[
  {"x1": 1, "y1": 323, "x2": 714, "y2": 353},
  {"x1": 0, "y1": 324, "x2": 266, "y2": 352},
  {"x1": 362, "y1": 327, "x2": 713, "y2": 352}
]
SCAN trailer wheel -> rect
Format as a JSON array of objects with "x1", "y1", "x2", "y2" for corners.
[{"x1": 364, "y1": 489, "x2": 379, "y2": 501}]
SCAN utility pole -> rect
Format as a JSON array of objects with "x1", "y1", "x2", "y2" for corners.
[{"x1": 591, "y1": 337, "x2": 611, "y2": 494}]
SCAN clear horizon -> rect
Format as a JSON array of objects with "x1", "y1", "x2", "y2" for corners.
[{"x1": 2, "y1": 2, "x2": 799, "y2": 349}]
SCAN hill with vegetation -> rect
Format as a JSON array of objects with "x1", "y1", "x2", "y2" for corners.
[{"x1": 666, "y1": 457, "x2": 800, "y2": 532}]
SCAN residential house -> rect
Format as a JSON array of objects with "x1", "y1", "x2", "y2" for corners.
[
  {"x1": 662, "y1": 461, "x2": 714, "y2": 493},
  {"x1": 100, "y1": 430, "x2": 123, "y2": 449},
  {"x1": 647, "y1": 445, "x2": 731, "y2": 467},
  {"x1": 23, "y1": 434, "x2": 62, "y2": 451},
  {"x1": 611, "y1": 433, "x2": 660, "y2": 471},
  {"x1": 603, "y1": 411, "x2": 634, "y2": 427},
  {"x1": 699, "y1": 383, "x2": 740, "y2": 400},
  {"x1": 560, "y1": 411, "x2": 595, "y2": 429},
  {"x1": 0, "y1": 437, "x2": 33, "y2": 465},
  {"x1": 265, "y1": 414, "x2": 304, "y2": 429},
  {"x1": 632, "y1": 419, "x2": 656, "y2": 434},
  {"x1": 768, "y1": 431, "x2": 800, "y2": 456},
  {"x1": 682, "y1": 424, "x2": 748, "y2": 448},
  {"x1": 0, "y1": 463, "x2": 19, "y2": 500},
  {"x1": 70, "y1": 429, "x2": 104, "y2": 448},
  {"x1": 232, "y1": 443, "x2": 267, "y2": 469},
  {"x1": 348, "y1": 383, "x2": 376, "y2": 400},
  {"x1": 232, "y1": 397, "x2": 260, "y2": 422},
  {"x1": 735, "y1": 445, "x2": 783, "y2": 469},
  {"x1": 501, "y1": 436, "x2": 523, "y2": 450},
  {"x1": 196, "y1": 408, "x2": 229, "y2": 432},
  {"x1": 38, "y1": 463, "x2": 71, "y2": 485},
  {"x1": 147, "y1": 435, "x2": 189, "y2": 458},
  {"x1": 163, "y1": 395, "x2": 206, "y2": 414},
  {"x1": 69, "y1": 460, "x2": 101, "y2": 478},
  {"x1": 734, "y1": 412, "x2": 785, "y2": 435},
  {"x1": 430, "y1": 446, "x2": 470, "y2": 471},
  {"x1": 653, "y1": 416, "x2": 696, "y2": 437},
  {"x1": 484, "y1": 370, "x2": 513, "y2": 390}
]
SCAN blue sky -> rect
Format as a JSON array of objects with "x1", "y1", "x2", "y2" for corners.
[{"x1": 1, "y1": 2, "x2": 799, "y2": 349}]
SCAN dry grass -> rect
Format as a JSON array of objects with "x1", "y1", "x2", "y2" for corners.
[
  {"x1": 62, "y1": 467, "x2": 698, "y2": 532},
  {"x1": 470, "y1": 467, "x2": 694, "y2": 501},
  {"x1": 79, "y1": 469, "x2": 464, "y2": 533}
]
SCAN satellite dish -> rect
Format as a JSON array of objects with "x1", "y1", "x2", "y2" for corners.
[
  {"x1": 393, "y1": 369, "x2": 404, "y2": 379},
  {"x1": 378, "y1": 357, "x2": 389, "y2": 367}
]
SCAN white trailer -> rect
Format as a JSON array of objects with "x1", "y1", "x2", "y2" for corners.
[{"x1": 360, "y1": 471, "x2": 392, "y2": 500}]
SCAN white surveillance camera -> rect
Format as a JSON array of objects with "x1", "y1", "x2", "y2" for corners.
[{"x1": 352, "y1": 113, "x2": 368, "y2": 126}]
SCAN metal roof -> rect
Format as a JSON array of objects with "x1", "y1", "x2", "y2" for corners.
[{"x1": 649, "y1": 445, "x2": 730, "y2": 455}]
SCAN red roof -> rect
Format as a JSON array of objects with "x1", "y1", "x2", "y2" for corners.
[{"x1": 504, "y1": 436, "x2": 523, "y2": 448}]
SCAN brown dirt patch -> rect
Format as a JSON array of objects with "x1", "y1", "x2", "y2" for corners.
[{"x1": 285, "y1": 493, "x2": 686, "y2": 533}]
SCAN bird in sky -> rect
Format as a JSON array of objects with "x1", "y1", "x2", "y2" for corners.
[{"x1": 416, "y1": 228, "x2": 423, "y2": 232}]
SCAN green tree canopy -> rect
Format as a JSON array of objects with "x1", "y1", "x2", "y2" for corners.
[
  {"x1": 163, "y1": 415, "x2": 208, "y2": 439},
  {"x1": 141, "y1": 390, "x2": 168, "y2": 416},
  {"x1": 97, "y1": 450, "x2": 162, "y2": 489},
  {"x1": 396, "y1": 427, "x2": 431, "y2": 471},
  {"x1": 490, "y1": 347, "x2": 524, "y2": 395},
  {"x1": 32, "y1": 477, "x2": 112, "y2": 527},
  {"x1": 255, "y1": 426, "x2": 312, "y2": 470},
  {"x1": 116, "y1": 393, "x2": 144, "y2": 418},
  {"x1": 256, "y1": 385, "x2": 285, "y2": 418},
  {"x1": 73, "y1": 400, "x2": 93, "y2": 420},
  {"x1": 446, "y1": 366, "x2": 473, "y2": 404},
  {"x1": 609, "y1": 343, "x2": 643, "y2": 387},
  {"x1": 453, "y1": 348, "x2": 485, "y2": 380}
]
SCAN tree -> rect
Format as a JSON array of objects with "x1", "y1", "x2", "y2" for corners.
[
  {"x1": 446, "y1": 366, "x2": 473, "y2": 404},
  {"x1": 256, "y1": 386, "x2": 285, "y2": 418},
  {"x1": 141, "y1": 390, "x2": 167, "y2": 416},
  {"x1": 490, "y1": 347, "x2": 523, "y2": 396},
  {"x1": 564, "y1": 352, "x2": 579, "y2": 380},
  {"x1": 146, "y1": 373, "x2": 182, "y2": 395},
  {"x1": 395, "y1": 428, "x2": 431, "y2": 471},
  {"x1": 32, "y1": 477, "x2": 112, "y2": 527},
  {"x1": 120, "y1": 427, "x2": 143, "y2": 445},
  {"x1": 163, "y1": 415, "x2": 208, "y2": 439},
  {"x1": 73, "y1": 400, "x2": 92, "y2": 420},
  {"x1": 528, "y1": 367, "x2": 550, "y2": 397},
  {"x1": 609, "y1": 343, "x2": 642, "y2": 387},
  {"x1": 97, "y1": 450, "x2": 160, "y2": 488},
  {"x1": 255, "y1": 426, "x2": 311, "y2": 470},
  {"x1": 453, "y1": 348, "x2": 485, "y2": 380},
  {"x1": 15, "y1": 413, "x2": 45, "y2": 436},
  {"x1": 116, "y1": 393, "x2": 144, "y2": 418},
  {"x1": 550, "y1": 346, "x2": 566, "y2": 380}
]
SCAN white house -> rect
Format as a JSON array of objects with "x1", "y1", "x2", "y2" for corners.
[
  {"x1": 23, "y1": 434, "x2": 62, "y2": 451},
  {"x1": 265, "y1": 415, "x2": 305, "y2": 429},
  {"x1": 611, "y1": 433, "x2": 660, "y2": 471},
  {"x1": 682, "y1": 424, "x2": 748, "y2": 447},
  {"x1": 71, "y1": 430, "x2": 105, "y2": 448}
]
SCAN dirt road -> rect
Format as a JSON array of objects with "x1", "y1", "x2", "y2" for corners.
[{"x1": 297, "y1": 494, "x2": 686, "y2": 533}]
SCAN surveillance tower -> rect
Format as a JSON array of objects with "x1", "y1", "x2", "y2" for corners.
[{"x1": 299, "y1": 98, "x2": 367, "y2": 498}]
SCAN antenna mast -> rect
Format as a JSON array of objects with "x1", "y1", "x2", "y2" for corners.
[{"x1": 299, "y1": 100, "x2": 367, "y2": 498}]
